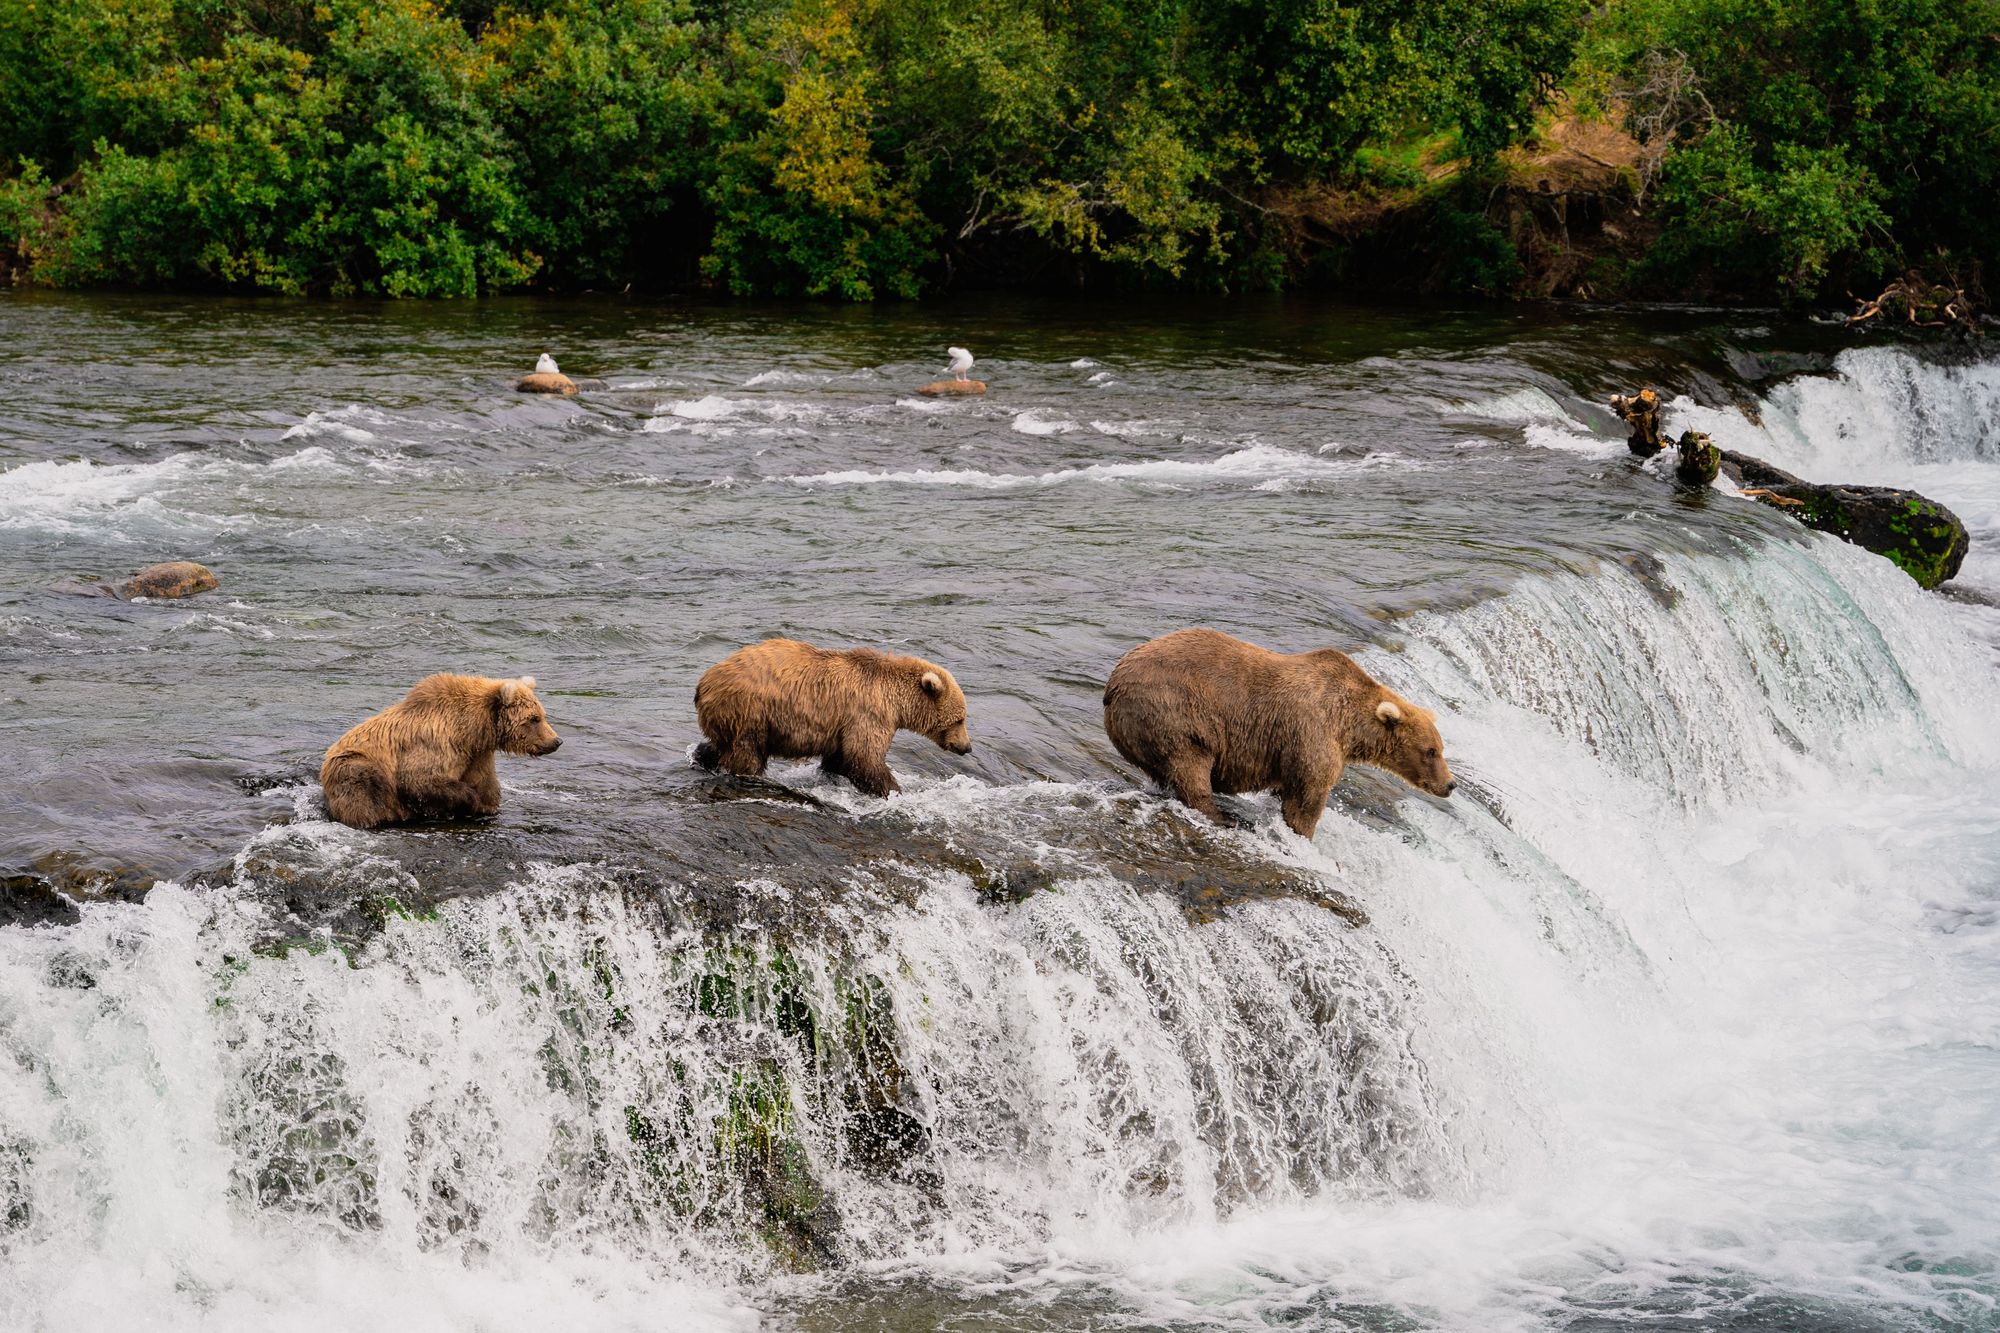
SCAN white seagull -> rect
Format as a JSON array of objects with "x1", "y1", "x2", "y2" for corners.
[
  {"x1": 944, "y1": 346, "x2": 974, "y2": 382},
  {"x1": 535, "y1": 352, "x2": 560, "y2": 375}
]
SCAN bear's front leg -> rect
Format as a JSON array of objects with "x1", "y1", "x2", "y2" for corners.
[{"x1": 1278, "y1": 778, "x2": 1333, "y2": 839}]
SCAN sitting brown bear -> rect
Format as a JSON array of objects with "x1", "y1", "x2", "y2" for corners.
[
  {"x1": 693, "y1": 639, "x2": 971, "y2": 797},
  {"x1": 1102, "y1": 628, "x2": 1454, "y2": 838},
  {"x1": 319, "y1": 674, "x2": 562, "y2": 829}
]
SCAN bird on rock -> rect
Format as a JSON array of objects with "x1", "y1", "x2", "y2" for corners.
[
  {"x1": 944, "y1": 347, "x2": 974, "y2": 382},
  {"x1": 535, "y1": 352, "x2": 560, "y2": 375}
]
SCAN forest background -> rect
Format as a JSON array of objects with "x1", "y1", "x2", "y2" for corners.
[{"x1": 0, "y1": 0, "x2": 1994, "y2": 305}]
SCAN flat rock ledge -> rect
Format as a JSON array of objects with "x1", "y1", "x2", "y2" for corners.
[{"x1": 516, "y1": 372, "x2": 578, "y2": 395}]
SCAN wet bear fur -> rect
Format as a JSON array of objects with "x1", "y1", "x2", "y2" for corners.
[
  {"x1": 320, "y1": 674, "x2": 561, "y2": 829},
  {"x1": 693, "y1": 639, "x2": 971, "y2": 797},
  {"x1": 1102, "y1": 628, "x2": 1455, "y2": 838}
]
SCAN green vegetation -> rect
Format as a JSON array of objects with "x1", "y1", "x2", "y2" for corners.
[{"x1": 0, "y1": 0, "x2": 1993, "y2": 302}]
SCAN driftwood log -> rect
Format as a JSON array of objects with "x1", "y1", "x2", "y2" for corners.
[
  {"x1": 1611, "y1": 390, "x2": 1970, "y2": 588},
  {"x1": 1847, "y1": 271, "x2": 1980, "y2": 337}
]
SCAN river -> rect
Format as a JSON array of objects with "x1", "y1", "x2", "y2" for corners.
[{"x1": 1, "y1": 291, "x2": 1996, "y2": 1331}]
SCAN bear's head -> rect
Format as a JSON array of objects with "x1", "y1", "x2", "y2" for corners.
[
  {"x1": 1357, "y1": 693, "x2": 1453, "y2": 798},
  {"x1": 910, "y1": 665, "x2": 972, "y2": 755},
  {"x1": 498, "y1": 677, "x2": 563, "y2": 755}
]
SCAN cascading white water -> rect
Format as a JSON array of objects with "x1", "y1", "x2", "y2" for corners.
[
  {"x1": 1670, "y1": 345, "x2": 2000, "y2": 595},
  {"x1": 4, "y1": 514, "x2": 1994, "y2": 1330}
]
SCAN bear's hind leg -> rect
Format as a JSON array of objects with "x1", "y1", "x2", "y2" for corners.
[
  {"x1": 323, "y1": 758, "x2": 400, "y2": 830},
  {"x1": 720, "y1": 734, "x2": 768, "y2": 778},
  {"x1": 1163, "y1": 753, "x2": 1225, "y2": 826}
]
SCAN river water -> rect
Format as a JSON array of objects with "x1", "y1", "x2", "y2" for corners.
[{"x1": 0, "y1": 292, "x2": 1996, "y2": 1331}]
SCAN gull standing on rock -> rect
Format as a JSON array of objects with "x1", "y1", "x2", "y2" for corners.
[
  {"x1": 945, "y1": 347, "x2": 974, "y2": 382},
  {"x1": 536, "y1": 352, "x2": 560, "y2": 374}
]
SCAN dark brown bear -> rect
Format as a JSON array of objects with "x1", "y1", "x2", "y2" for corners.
[
  {"x1": 693, "y1": 639, "x2": 971, "y2": 797},
  {"x1": 320, "y1": 674, "x2": 562, "y2": 829},
  {"x1": 1102, "y1": 628, "x2": 1454, "y2": 838}
]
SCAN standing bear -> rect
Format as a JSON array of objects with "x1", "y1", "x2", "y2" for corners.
[
  {"x1": 320, "y1": 674, "x2": 562, "y2": 829},
  {"x1": 693, "y1": 639, "x2": 971, "y2": 797},
  {"x1": 1102, "y1": 628, "x2": 1454, "y2": 838}
]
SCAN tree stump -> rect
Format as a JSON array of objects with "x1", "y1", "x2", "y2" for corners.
[
  {"x1": 1610, "y1": 389, "x2": 1665, "y2": 455},
  {"x1": 1674, "y1": 430, "x2": 1719, "y2": 485}
]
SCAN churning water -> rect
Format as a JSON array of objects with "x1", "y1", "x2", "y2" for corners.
[{"x1": 0, "y1": 294, "x2": 1995, "y2": 1331}]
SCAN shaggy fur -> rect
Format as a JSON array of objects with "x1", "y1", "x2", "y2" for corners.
[
  {"x1": 1102, "y1": 627, "x2": 1454, "y2": 838},
  {"x1": 320, "y1": 674, "x2": 561, "y2": 829},
  {"x1": 693, "y1": 639, "x2": 971, "y2": 797}
]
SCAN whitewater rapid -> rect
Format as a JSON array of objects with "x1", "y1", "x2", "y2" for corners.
[{"x1": 2, "y1": 302, "x2": 1997, "y2": 1331}]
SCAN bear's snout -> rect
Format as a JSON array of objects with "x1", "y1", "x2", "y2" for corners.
[{"x1": 538, "y1": 735, "x2": 562, "y2": 755}]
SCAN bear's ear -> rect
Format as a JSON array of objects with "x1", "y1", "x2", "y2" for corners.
[
  {"x1": 1376, "y1": 698, "x2": 1404, "y2": 726},
  {"x1": 920, "y1": 671, "x2": 944, "y2": 697},
  {"x1": 500, "y1": 677, "x2": 533, "y2": 704},
  {"x1": 518, "y1": 675, "x2": 536, "y2": 692}
]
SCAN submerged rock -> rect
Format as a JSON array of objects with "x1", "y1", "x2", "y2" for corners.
[
  {"x1": 516, "y1": 372, "x2": 578, "y2": 395},
  {"x1": 916, "y1": 379, "x2": 986, "y2": 397},
  {"x1": 1724, "y1": 450, "x2": 1970, "y2": 589},
  {"x1": 122, "y1": 560, "x2": 218, "y2": 600}
]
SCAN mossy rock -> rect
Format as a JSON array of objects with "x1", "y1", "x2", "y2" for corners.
[{"x1": 1721, "y1": 449, "x2": 1971, "y2": 589}]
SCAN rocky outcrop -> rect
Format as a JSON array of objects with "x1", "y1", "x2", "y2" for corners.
[
  {"x1": 916, "y1": 379, "x2": 986, "y2": 397},
  {"x1": 122, "y1": 561, "x2": 218, "y2": 599}
]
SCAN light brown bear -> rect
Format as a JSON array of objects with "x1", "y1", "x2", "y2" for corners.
[
  {"x1": 693, "y1": 639, "x2": 971, "y2": 797},
  {"x1": 319, "y1": 674, "x2": 561, "y2": 829},
  {"x1": 1102, "y1": 628, "x2": 1454, "y2": 838}
]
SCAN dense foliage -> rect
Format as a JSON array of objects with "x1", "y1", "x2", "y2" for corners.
[
  {"x1": 0, "y1": 0, "x2": 1994, "y2": 301},
  {"x1": 1588, "y1": 0, "x2": 2000, "y2": 300}
]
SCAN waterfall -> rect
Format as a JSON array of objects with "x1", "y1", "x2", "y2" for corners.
[{"x1": 5, "y1": 526, "x2": 1993, "y2": 1330}]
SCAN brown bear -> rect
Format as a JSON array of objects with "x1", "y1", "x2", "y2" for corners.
[
  {"x1": 1102, "y1": 628, "x2": 1454, "y2": 838},
  {"x1": 693, "y1": 638, "x2": 971, "y2": 797},
  {"x1": 319, "y1": 674, "x2": 562, "y2": 829}
]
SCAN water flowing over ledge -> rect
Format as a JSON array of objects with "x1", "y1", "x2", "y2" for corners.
[{"x1": 1, "y1": 299, "x2": 1997, "y2": 1331}]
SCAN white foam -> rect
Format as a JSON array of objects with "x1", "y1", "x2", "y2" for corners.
[
  {"x1": 0, "y1": 455, "x2": 208, "y2": 535},
  {"x1": 1442, "y1": 386, "x2": 1592, "y2": 431},
  {"x1": 1010, "y1": 411, "x2": 1078, "y2": 437},
  {"x1": 1521, "y1": 422, "x2": 1621, "y2": 456},
  {"x1": 742, "y1": 369, "x2": 829, "y2": 388},
  {"x1": 280, "y1": 406, "x2": 389, "y2": 443},
  {"x1": 787, "y1": 443, "x2": 1381, "y2": 491},
  {"x1": 1070, "y1": 358, "x2": 1101, "y2": 369}
]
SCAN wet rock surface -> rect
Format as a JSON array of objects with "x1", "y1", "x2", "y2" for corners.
[
  {"x1": 1722, "y1": 450, "x2": 1970, "y2": 588},
  {"x1": 121, "y1": 560, "x2": 218, "y2": 599}
]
